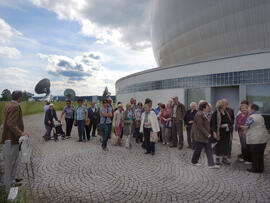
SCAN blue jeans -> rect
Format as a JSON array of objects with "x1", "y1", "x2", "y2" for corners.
[
  {"x1": 77, "y1": 120, "x2": 86, "y2": 141},
  {"x1": 102, "y1": 123, "x2": 109, "y2": 149},
  {"x1": 192, "y1": 141, "x2": 215, "y2": 166}
]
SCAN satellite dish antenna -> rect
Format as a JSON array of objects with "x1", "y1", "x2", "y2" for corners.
[
  {"x1": 34, "y1": 78, "x2": 51, "y2": 101},
  {"x1": 64, "y1": 89, "x2": 76, "y2": 100}
]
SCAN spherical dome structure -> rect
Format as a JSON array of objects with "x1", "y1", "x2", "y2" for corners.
[{"x1": 151, "y1": 0, "x2": 270, "y2": 67}]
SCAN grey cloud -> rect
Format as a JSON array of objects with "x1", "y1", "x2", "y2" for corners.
[
  {"x1": 88, "y1": 53, "x2": 100, "y2": 60},
  {"x1": 81, "y1": 0, "x2": 152, "y2": 47},
  {"x1": 58, "y1": 60, "x2": 72, "y2": 68}
]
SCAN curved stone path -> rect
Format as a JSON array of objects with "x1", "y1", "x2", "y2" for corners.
[{"x1": 18, "y1": 113, "x2": 270, "y2": 202}]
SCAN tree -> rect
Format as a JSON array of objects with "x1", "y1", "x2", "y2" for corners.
[
  {"x1": 102, "y1": 86, "x2": 111, "y2": 99},
  {"x1": 1, "y1": 89, "x2": 11, "y2": 101}
]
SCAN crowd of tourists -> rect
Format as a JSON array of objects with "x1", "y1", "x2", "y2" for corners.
[
  {"x1": 2, "y1": 90, "x2": 270, "y2": 189},
  {"x1": 42, "y1": 96, "x2": 270, "y2": 173},
  {"x1": 96, "y1": 96, "x2": 269, "y2": 173}
]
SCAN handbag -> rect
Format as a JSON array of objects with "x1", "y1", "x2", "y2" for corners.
[
  {"x1": 150, "y1": 131, "x2": 158, "y2": 143},
  {"x1": 85, "y1": 119, "x2": 91, "y2": 126},
  {"x1": 165, "y1": 120, "x2": 172, "y2": 128}
]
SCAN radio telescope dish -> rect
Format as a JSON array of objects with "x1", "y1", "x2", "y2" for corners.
[
  {"x1": 35, "y1": 78, "x2": 51, "y2": 101},
  {"x1": 64, "y1": 89, "x2": 76, "y2": 100}
]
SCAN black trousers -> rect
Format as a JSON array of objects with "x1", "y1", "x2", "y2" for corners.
[
  {"x1": 86, "y1": 119, "x2": 98, "y2": 139},
  {"x1": 143, "y1": 128, "x2": 155, "y2": 153},
  {"x1": 248, "y1": 143, "x2": 267, "y2": 173},
  {"x1": 65, "y1": 118, "x2": 74, "y2": 137},
  {"x1": 186, "y1": 126, "x2": 194, "y2": 148}
]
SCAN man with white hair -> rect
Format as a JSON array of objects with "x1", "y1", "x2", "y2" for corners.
[
  {"x1": 184, "y1": 102, "x2": 198, "y2": 149},
  {"x1": 44, "y1": 103, "x2": 59, "y2": 140}
]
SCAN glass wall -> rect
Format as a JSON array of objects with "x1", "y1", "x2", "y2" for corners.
[
  {"x1": 186, "y1": 88, "x2": 206, "y2": 108},
  {"x1": 247, "y1": 84, "x2": 270, "y2": 115},
  {"x1": 117, "y1": 68, "x2": 270, "y2": 94}
]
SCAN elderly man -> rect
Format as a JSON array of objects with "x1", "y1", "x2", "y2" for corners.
[
  {"x1": 170, "y1": 96, "x2": 186, "y2": 149},
  {"x1": 44, "y1": 103, "x2": 59, "y2": 141},
  {"x1": 87, "y1": 102, "x2": 99, "y2": 138},
  {"x1": 2, "y1": 91, "x2": 29, "y2": 188},
  {"x1": 184, "y1": 102, "x2": 198, "y2": 149}
]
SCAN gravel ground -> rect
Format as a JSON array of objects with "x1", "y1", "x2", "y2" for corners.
[{"x1": 16, "y1": 112, "x2": 270, "y2": 203}]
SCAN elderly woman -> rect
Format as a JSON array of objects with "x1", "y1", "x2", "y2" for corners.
[
  {"x1": 140, "y1": 104, "x2": 160, "y2": 155},
  {"x1": 123, "y1": 102, "x2": 134, "y2": 149},
  {"x1": 235, "y1": 104, "x2": 250, "y2": 162},
  {"x1": 191, "y1": 102, "x2": 219, "y2": 169},
  {"x1": 240, "y1": 104, "x2": 269, "y2": 173},
  {"x1": 134, "y1": 102, "x2": 143, "y2": 143},
  {"x1": 113, "y1": 103, "x2": 124, "y2": 146},
  {"x1": 210, "y1": 100, "x2": 233, "y2": 165},
  {"x1": 184, "y1": 102, "x2": 198, "y2": 149},
  {"x1": 160, "y1": 102, "x2": 172, "y2": 145}
]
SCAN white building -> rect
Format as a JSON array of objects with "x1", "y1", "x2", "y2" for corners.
[{"x1": 116, "y1": 0, "x2": 270, "y2": 127}]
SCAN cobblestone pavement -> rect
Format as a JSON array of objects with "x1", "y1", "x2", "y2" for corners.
[{"x1": 19, "y1": 113, "x2": 270, "y2": 203}]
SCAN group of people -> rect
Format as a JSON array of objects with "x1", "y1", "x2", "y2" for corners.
[
  {"x1": 1, "y1": 90, "x2": 270, "y2": 189},
  {"x1": 43, "y1": 98, "x2": 99, "y2": 142},
  {"x1": 102, "y1": 96, "x2": 269, "y2": 173}
]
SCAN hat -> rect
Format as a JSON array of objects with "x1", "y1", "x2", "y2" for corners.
[
  {"x1": 172, "y1": 96, "x2": 178, "y2": 99},
  {"x1": 49, "y1": 103, "x2": 54, "y2": 107}
]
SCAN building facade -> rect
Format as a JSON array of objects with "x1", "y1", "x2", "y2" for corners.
[{"x1": 116, "y1": 0, "x2": 270, "y2": 127}]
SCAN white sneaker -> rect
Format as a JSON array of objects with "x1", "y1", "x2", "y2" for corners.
[
  {"x1": 192, "y1": 163, "x2": 202, "y2": 166},
  {"x1": 239, "y1": 158, "x2": 244, "y2": 162},
  {"x1": 244, "y1": 161, "x2": 252, "y2": 165},
  {"x1": 209, "y1": 165, "x2": 220, "y2": 169}
]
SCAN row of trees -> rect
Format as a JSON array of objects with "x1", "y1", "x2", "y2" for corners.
[{"x1": 1, "y1": 89, "x2": 33, "y2": 101}]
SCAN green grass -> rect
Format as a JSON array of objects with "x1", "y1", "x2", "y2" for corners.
[
  {"x1": 0, "y1": 101, "x2": 66, "y2": 125},
  {"x1": 0, "y1": 187, "x2": 31, "y2": 203}
]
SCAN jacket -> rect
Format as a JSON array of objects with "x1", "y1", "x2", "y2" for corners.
[
  {"x1": 171, "y1": 102, "x2": 186, "y2": 122},
  {"x1": 140, "y1": 111, "x2": 160, "y2": 133},
  {"x1": 44, "y1": 109, "x2": 58, "y2": 126},
  {"x1": 123, "y1": 110, "x2": 133, "y2": 135},
  {"x1": 191, "y1": 111, "x2": 210, "y2": 143},
  {"x1": 1, "y1": 101, "x2": 24, "y2": 145},
  {"x1": 210, "y1": 110, "x2": 232, "y2": 140},
  {"x1": 184, "y1": 109, "x2": 198, "y2": 127},
  {"x1": 88, "y1": 107, "x2": 99, "y2": 121},
  {"x1": 246, "y1": 113, "x2": 269, "y2": 144},
  {"x1": 112, "y1": 109, "x2": 124, "y2": 128}
]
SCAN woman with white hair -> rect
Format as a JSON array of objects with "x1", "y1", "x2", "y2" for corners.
[
  {"x1": 113, "y1": 103, "x2": 124, "y2": 146},
  {"x1": 184, "y1": 102, "x2": 198, "y2": 149}
]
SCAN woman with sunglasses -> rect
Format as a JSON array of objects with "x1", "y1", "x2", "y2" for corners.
[{"x1": 60, "y1": 100, "x2": 75, "y2": 138}]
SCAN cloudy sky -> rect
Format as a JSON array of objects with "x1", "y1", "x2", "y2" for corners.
[{"x1": 0, "y1": 0, "x2": 156, "y2": 96}]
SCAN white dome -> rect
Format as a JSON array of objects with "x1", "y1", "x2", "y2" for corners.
[{"x1": 151, "y1": 0, "x2": 270, "y2": 67}]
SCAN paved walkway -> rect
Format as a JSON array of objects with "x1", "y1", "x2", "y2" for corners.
[{"x1": 19, "y1": 113, "x2": 270, "y2": 203}]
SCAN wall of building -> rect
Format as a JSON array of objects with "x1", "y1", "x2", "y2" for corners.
[{"x1": 116, "y1": 52, "x2": 270, "y2": 107}]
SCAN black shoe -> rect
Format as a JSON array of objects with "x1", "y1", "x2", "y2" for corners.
[
  {"x1": 247, "y1": 168, "x2": 256, "y2": 173},
  {"x1": 170, "y1": 145, "x2": 177, "y2": 148},
  {"x1": 178, "y1": 145, "x2": 183, "y2": 150},
  {"x1": 15, "y1": 178, "x2": 23, "y2": 183},
  {"x1": 77, "y1": 140, "x2": 83, "y2": 142},
  {"x1": 187, "y1": 146, "x2": 192, "y2": 149},
  {"x1": 92, "y1": 135, "x2": 96, "y2": 137},
  {"x1": 145, "y1": 152, "x2": 150, "y2": 154},
  {"x1": 151, "y1": 151, "x2": 155, "y2": 155}
]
